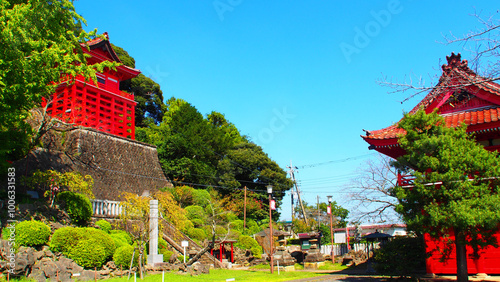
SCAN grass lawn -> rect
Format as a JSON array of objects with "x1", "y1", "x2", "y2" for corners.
[{"x1": 104, "y1": 269, "x2": 324, "y2": 282}]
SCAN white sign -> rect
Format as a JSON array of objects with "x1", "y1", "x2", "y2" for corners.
[{"x1": 181, "y1": 241, "x2": 189, "y2": 247}]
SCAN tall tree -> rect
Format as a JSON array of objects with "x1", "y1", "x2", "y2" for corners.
[
  {"x1": 137, "y1": 97, "x2": 293, "y2": 220},
  {"x1": 392, "y1": 109, "x2": 500, "y2": 282},
  {"x1": 0, "y1": 0, "x2": 115, "y2": 172}
]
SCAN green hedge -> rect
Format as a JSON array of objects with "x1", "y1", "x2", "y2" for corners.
[
  {"x1": 56, "y1": 191, "x2": 92, "y2": 226},
  {"x1": 14, "y1": 220, "x2": 51, "y2": 247},
  {"x1": 373, "y1": 236, "x2": 426, "y2": 278},
  {"x1": 50, "y1": 226, "x2": 115, "y2": 268}
]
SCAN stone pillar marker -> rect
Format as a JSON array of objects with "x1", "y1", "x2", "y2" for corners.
[{"x1": 148, "y1": 200, "x2": 163, "y2": 265}]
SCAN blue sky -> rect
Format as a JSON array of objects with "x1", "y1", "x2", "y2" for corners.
[{"x1": 74, "y1": 0, "x2": 498, "y2": 222}]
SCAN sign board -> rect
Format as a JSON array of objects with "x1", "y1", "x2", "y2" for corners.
[{"x1": 181, "y1": 240, "x2": 189, "y2": 247}]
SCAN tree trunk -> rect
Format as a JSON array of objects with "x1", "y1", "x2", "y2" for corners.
[
  {"x1": 455, "y1": 229, "x2": 468, "y2": 282},
  {"x1": 187, "y1": 242, "x2": 213, "y2": 265}
]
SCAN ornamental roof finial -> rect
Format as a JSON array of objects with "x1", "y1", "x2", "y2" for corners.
[{"x1": 442, "y1": 52, "x2": 468, "y2": 73}]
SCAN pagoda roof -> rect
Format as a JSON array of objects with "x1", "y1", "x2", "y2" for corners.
[
  {"x1": 80, "y1": 32, "x2": 140, "y2": 81},
  {"x1": 362, "y1": 53, "x2": 500, "y2": 157}
]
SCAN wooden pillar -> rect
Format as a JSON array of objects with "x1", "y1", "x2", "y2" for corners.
[
  {"x1": 231, "y1": 242, "x2": 234, "y2": 263},
  {"x1": 219, "y1": 243, "x2": 223, "y2": 262}
]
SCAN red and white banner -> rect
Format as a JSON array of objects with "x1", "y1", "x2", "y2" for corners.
[
  {"x1": 327, "y1": 206, "x2": 331, "y2": 215},
  {"x1": 270, "y1": 199, "x2": 276, "y2": 210}
]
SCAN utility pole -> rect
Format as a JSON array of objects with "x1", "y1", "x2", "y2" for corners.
[
  {"x1": 244, "y1": 186, "x2": 247, "y2": 231},
  {"x1": 288, "y1": 161, "x2": 308, "y2": 225},
  {"x1": 317, "y1": 195, "x2": 320, "y2": 231}
]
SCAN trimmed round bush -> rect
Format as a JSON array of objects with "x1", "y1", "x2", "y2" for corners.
[
  {"x1": 114, "y1": 245, "x2": 139, "y2": 268},
  {"x1": 95, "y1": 220, "x2": 112, "y2": 233},
  {"x1": 70, "y1": 239, "x2": 107, "y2": 268},
  {"x1": 187, "y1": 227, "x2": 206, "y2": 241},
  {"x1": 111, "y1": 233, "x2": 130, "y2": 250},
  {"x1": 15, "y1": 220, "x2": 51, "y2": 247},
  {"x1": 83, "y1": 228, "x2": 115, "y2": 259},
  {"x1": 185, "y1": 205, "x2": 206, "y2": 221},
  {"x1": 50, "y1": 226, "x2": 115, "y2": 268},
  {"x1": 56, "y1": 191, "x2": 92, "y2": 226},
  {"x1": 237, "y1": 235, "x2": 262, "y2": 258},
  {"x1": 50, "y1": 226, "x2": 85, "y2": 255},
  {"x1": 110, "y1": 230, "x2": 133, "y2": 245}
]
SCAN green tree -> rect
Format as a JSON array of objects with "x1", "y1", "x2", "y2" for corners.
[
  {"x1": 392, "y1": 109, "x2": 500, "y2": 282},
  {"x1": 0, "y1": 0, "x2": 115, "y2": 172}
]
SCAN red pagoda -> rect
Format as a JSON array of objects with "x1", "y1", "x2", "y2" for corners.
[
  {"x1": 45, "y1": 33, "x2": 140, "y2": 139},
  {"x1": 362, "y1": 53, "x2": 500, "y2": 275}
]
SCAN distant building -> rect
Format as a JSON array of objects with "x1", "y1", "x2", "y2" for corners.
[{"x1": 333, "y1": 224, "x2": 406, "y2": 244}]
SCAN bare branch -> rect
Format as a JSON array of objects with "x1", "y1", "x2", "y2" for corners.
[{"x1": 346, "y1": 154, "x2": 401, "y2": 223}]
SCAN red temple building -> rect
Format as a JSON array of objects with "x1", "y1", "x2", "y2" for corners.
[
  {"x1": 44, "y1": 33, "x2": 140, "y2": 139},
  {"x1": 362, "y1": 53, "x2": 500, "y2": 275}
]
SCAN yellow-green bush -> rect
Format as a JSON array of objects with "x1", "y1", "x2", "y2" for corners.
[
  {"x1": 114, "y1": 245, "x2": 139, "y2": 268},
  {"x1": 56, "y1": 191, "x2": 92, "y2": 226},
  {"x1": 95, "y1": 220, "x2": 111, "y2": 233},
  {"x1": 50, "y1": 226, "x2": 115, "y2": 268},
  {"x1": 70, "y1": 239, "x2": 106, "y2": 268},
  {"x1": 15, "y1": 220, "x2": 51, "y2": 247}
]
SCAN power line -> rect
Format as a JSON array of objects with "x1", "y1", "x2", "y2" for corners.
[{"x1": 296, "y1": 153, "x2": 375, "y2": 169}]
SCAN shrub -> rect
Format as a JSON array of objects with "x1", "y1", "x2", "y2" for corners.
[
  {"x1": 95, "y1": 220, "x2": 111, "y2": 233},
  {"x1": 110, "y1": 230, "x2": 133, "y2": 245},
  {"x1": 373, "y1": 236, "x2": 426, "y2": 278},
  {"x1": 111, "y1": 234, "x2": 130, "y2": 250},
  {"x1": 114, "y1": 245, "x2": 139, "y2": 268},
  {"x1": 185, "y1": 205, "x2": 206, "y2": 221},
  {"x1": 83, "y1": 228, "x2": 115, "y2": 259},
  {"x1": 161, "y1": 250, "x2": 173, "y2": 262},
  {"x1": 50, "y1": 226, "x2": 85, "y2": 255},
  {"x1": 70, "y1": 239, "x2": 106, "y2": 268},
  {"x1": 187, "y1": 228, "x2": 206, "y2": 241},
  {"x1": 237, "y1": 235, "x2": 262, "y2": 258},
  {"x1": 191, "y1": 218, "x2": 204, "y2": 227},
  {"x1": 15, "y1": 220, "x2": 51, "y2": 247},
  {"x1": 56, "y1": 191, "x2": 92, "y2": 226},
  {"x1": 50, "y1": 226, "x2": 115, "y2": 268}
]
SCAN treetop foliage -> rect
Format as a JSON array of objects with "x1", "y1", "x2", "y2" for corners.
[
  {"x1": 392, "y1": 109, "x2": 500, "y2": 249},
  {"x1": 0, "y1": 0, "x2": 117, "y2": 172}
]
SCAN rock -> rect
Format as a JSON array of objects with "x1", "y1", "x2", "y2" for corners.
[
  {"x1": 29, "y1": 257, "x2": 58, "y2": 281},
  {"x1": 169, "y1": 253, "x2": 177, "y2": 264},
  {"x1": 193, "y1": 264, "x2": 209, "y2": 274},
  {"x1": 13, "y1": 247, "x2": 36, "y2": 275},
  {"x1": 100, "y1": 269, "x2": 111, "y2": 276},
  {"x1": 55, "y1": 257, "x2": 83, "y2": 280},
  {"x1": 106, "y1": 261, "x2": 117, "y2": 270},
  {"x1": 28, "y1": 269, "x2": 46, "y2": 282},
  {"x1": 79, "y1": 270, "x2": 101, "y2": 281}
]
